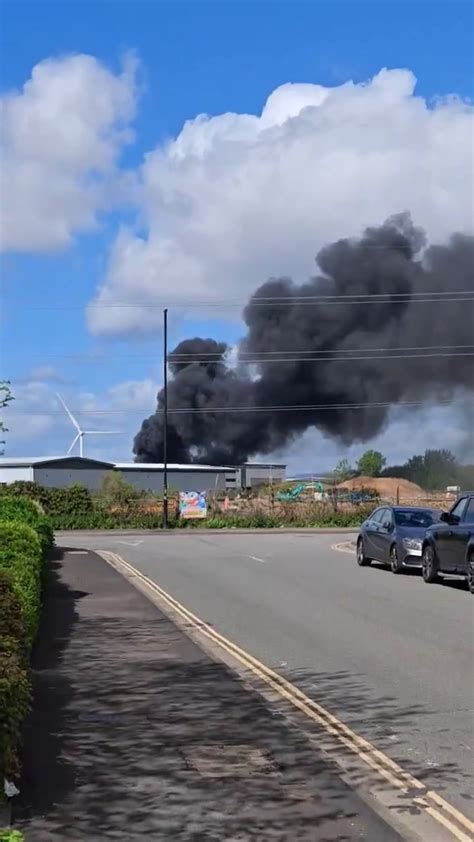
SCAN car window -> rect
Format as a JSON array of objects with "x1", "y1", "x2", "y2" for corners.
[
  {"x1": 371, "y1": 508, "x2": 385, "y2": 523},
  {"x1": 450, "y1": 497, "x2": 468, "y2": 520},
  {"x1": 394, "y1": 509, "x2": 438, "y2": 528},
  {"x1": 463, "y1": 497, "x2": 474, "y2": 524}
]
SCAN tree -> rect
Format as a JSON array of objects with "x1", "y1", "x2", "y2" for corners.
[
  {"x1": 405, "y1": 449, "x2": 459, "y2": 490},
  {"x1": 0, "y1": 381, "x2": 14, "y2": 455},
  {"x1": 99, "y1": 471, "x2": 141, "y2": 505},
  {"x1": 333, "y1": 459, "x2": 354, "y2": 481},
  {"x1": 381, "y1": 449, "x2": 467, "y2": 491},
  {"x1": 357, "y1": 449, "x2": 386, "y2": 477}
]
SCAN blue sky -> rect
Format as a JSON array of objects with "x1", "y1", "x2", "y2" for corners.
[{"x1": 1, "y1": 0, "x2": 473, "y2": 468}]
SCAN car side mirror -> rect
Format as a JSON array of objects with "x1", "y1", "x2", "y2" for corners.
[
  {"x1": 383, "y1": 520, "x2": 392, "y2": 531},
  {"x1": 441, "y1": 512, "x2": 460, "y2": 525}
]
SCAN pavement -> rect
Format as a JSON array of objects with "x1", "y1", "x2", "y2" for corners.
[
  {"x1": 13, "y1": 545, "x2": 402, "y2": 841},
  {"x1": 58, "y1": 530, "x2": 474, "y2": 828}
]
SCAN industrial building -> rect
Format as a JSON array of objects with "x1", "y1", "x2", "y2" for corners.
[
  {"x1": 114, "y1": 462, "x2": 230, "y2": 493},
  {"x1": 226, "y1": 462, "x2": 287, "y2": 490},
  {"x1": 0, "y1": 457, "x2": 286, "y2": 493},
  {"x1": 0, "y1": 456, "x2": 113, "y2": 491}
]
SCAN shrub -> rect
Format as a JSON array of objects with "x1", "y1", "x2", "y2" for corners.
[
  {"x1": 0, "y1": 480, "x2": 47, "y2": 505},
  {"x1": 46, "y1": 484, "x2": 93, "y2": 519},
  {"x1": 0, "y1": 637, "x2": 31, "y2": 783},
  {"x1": 0, "y1": 496, "x2": 54, "y2": 555},
  {"x1": 0, "y1": 522, "x2": 42, "y2": 643},
  {"x1": 0, "y1": 574, "x2": 31, "y2": 790},
  {"x1": 99, "y1": 471, "x2": 142, "y2": 505},
  {"x1": 0, "y1": 572, "x2": 27, "y2": 653}
]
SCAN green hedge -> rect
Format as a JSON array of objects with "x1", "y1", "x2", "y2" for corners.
[
  {"x1": 0, "y1": 573, "x2": 31, "y2": 788},
  {"x1": 0, "y1": 496, "x2": 53, "y2": 807},
  {"x1": 0, "y1": 522, "x2": 42, "y2": 644},
  {"x1": 0, "y1": 496, "x2": 54, "y2": 555},
  {"x1": 0, "y1": 831, "x2": 24, "y2": 842}
]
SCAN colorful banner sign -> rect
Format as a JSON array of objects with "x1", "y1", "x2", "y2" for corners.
[{"x1": 179, "y1": 491, "x2": 207, "y2": 519}]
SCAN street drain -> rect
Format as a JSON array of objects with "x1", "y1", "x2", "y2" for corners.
[{"x1": 182, "y1": 744, "x2": 277, "y2": 778}]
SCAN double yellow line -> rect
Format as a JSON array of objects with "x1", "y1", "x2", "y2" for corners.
[{"x1": 99, "y1": 550, "x2": 474, "y2": 842}]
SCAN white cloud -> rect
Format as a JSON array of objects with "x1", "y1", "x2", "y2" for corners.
[
  {"x1": 107, "y1": 378, "x2": 157, "y2": 410},
  {"x1": 88, "y1": 67, "x2": 474, "y2": 335},
  {"x1": 4, "y1": 381, "x2": 57, "y2": 447},
  {"x1": 3, "y1": 376, "x2": 158, "y2": 460},
  {"x1": 1, "y1": 52, "x2": 137, "y2": 252},
  {"x1": 280, "y1": 398, "x2": 474, "y2": 475},
  {"x1": 26, "y1": 365, "x2": 69, "y2": 384}
]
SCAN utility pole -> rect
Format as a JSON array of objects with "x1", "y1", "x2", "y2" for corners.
[{"x1": 163, "y1": 308, "x2": 169, "y2": 529}]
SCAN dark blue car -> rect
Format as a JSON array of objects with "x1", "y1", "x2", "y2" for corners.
[{"x1": 357, "y1": 505, "x2": 441, "y2": 574}]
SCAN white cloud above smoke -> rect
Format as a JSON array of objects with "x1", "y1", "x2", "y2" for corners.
[
  {"x1": 1, "y1": 53, "x2": 137, "y2": 252},
  {"x1": 89, "y1": 68, "x2": 474, "y2": 335}
]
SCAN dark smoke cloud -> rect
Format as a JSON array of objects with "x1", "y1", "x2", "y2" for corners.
[{"x1": 133, "y1": 213, "x2": 474, "y2": 464}]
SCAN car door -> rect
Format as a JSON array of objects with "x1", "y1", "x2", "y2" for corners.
[
  {"x1": 436, "y1": 496, "x2": 469, "y2": 571},
  {"x1": 364, "y1": 508, "x2": 384, "y2": 559},
  {"x1": 370, "y1": 508, "x2": 390, "y2": 561},
  {"x1": 376, "y1": 507, "x2": 394, "y2": 564},
  {"x1": 450, "y1": 497, "x2": 474, "y2": 573}
]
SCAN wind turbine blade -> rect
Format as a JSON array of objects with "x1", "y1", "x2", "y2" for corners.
[
  {"x1": 56, "y1": 392, "x2": 81, "y2": 433},
  {"x1": 67, "y1": 433, "x2": 80, "y2": 454},
  {"x1": 83, "y1": 430, "x2": 121, "y2": 435}
]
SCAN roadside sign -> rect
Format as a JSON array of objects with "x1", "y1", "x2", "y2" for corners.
[{"x1": 179, "y1": 491, "x2": 207, "y2": 519}]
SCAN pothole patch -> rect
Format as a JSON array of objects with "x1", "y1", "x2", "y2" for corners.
[{"x1": 182, "y1": 744, "x2": 277, "y2": 778}]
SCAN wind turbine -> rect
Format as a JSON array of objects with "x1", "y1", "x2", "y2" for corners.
[{"x1": 56, "y1": 393, "x2": 120, "y2": 458}]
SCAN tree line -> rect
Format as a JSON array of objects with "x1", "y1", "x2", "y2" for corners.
[{"x1": 335, "y1": 449, "x2": 474, "y2": 491}]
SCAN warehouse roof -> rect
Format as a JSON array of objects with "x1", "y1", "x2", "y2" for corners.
[
  {"x1": 115, "y1": 462, "x2": 231, "y2": 472},
  {"x1": 0, "y1": 456, "x2": 113, "y2": 468},
  {"x1": 243, "y1": 462, "x2": 286, "y2": 469}
]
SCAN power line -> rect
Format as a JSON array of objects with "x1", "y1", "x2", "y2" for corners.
[
  {"x1": 170, "y1": 343, "x2": 474, "y2": 357},
  {"x1": 10, "y1": 398, "x2": 467, "y2": 416},
  {"x1": 163, "y1": 399, "x2": 469, "y2": 415},
  {"x1": 167, "y1": 351, "x2": 474, "y2": 364},
  {"x1": 17, "y1": 343, "x2": 474, "y2": 362},
  {"x1": 4, "y1": 291, "x2": 474, "y2": 310}
]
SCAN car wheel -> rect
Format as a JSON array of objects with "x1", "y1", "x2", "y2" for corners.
[
  {"x1": 467, "y1": 553, "x2": 474, "y2": 595},
  {"x1": 422, "y1": 545, "x2": 439, "y2": 583},
  {"x1": 390, "y1": 545, "x2": 404, "y2": 574},
  {"x1": 357, "y1": 538, "x2": 371, "y2": 567}
]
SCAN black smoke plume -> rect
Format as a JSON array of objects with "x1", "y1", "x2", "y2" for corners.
[{"x1": 134, "y1": 213, "x2": 474, "y2": 464}]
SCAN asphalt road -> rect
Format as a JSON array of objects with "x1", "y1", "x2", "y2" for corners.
[{"x1": 60, "y1": 530, "x2": 474, "y2": 823}]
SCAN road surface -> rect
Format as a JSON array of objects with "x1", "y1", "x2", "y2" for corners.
[{"x1": 60, "y1": 530, "x2": 474, "y2": 828}]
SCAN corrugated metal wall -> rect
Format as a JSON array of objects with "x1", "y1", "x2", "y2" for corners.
[
  {"x1": 0, "y1": 466, "x2": 33, "y2": 484},
  {"x1": 118, "y1": 469, "x2": 228, "y2": 493},
  {"x1": 34, "y1": 466, "x2": 110, "y2": 490}
]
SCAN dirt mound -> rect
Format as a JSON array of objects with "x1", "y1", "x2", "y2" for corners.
[{"x1": 338, "y1": 476, "x2": 425, "y2": 498}]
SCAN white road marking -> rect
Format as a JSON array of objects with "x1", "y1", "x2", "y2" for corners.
[
  {"x1": 248, "y1": 555, "x2": 267, "y2": 563},
  {"x1": 331, "y1": 541, "x2": 356, "y2": 555},
  {"x1": 99, "y1": 549, "x2": 474, "y2": 842},
  {"x1": 116, "y1": 540, "x2": 145, "y2": 547},
  {"x1": 68, "y1": 550, "x2": 88, "y2": 555}
]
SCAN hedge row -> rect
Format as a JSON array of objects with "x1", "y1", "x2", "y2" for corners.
[
  {"x1": 0, "y1": 495, "x2": 52, "y2": 823},
  {"x1": 0, "y1": 496, "x2": 54, "y2": 557},
  {"x1": 0, "y1": 523, "x2": 43, "y2": 643},
  {"x1": 0, "y1": 482, "x2": 373, "y2": 529}
]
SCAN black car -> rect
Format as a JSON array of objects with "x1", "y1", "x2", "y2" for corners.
[
  {"x1": 357, "y1": 505, "x2": 441, "y2": 573},
  {"x1": 421, "y1": 492, "x2": 474, "y2": 593}
]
